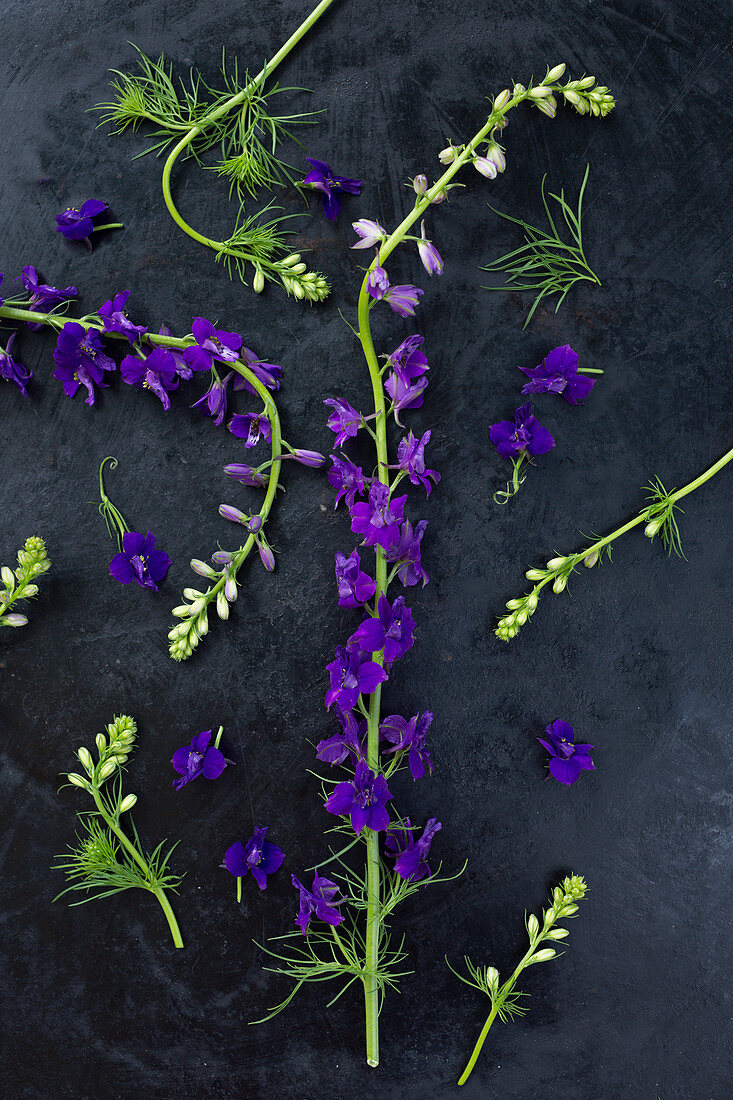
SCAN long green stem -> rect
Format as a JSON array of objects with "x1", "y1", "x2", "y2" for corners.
[{"x1": 457, "y1": 1003, "x2": 500, "y2": 1085}]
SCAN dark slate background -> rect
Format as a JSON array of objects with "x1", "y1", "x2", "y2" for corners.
[{"x1": 1, "y1": 0, "x2": 731, "y2": 1096}]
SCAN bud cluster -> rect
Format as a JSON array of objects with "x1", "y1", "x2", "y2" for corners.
[
  {"x1": 66, "y1": 714, "x2": 137, "y2": 794},
  {"x1": 0, "y1": 535, "x2": 51, "y2": 628},
  {"x1": 275, "y1": 254, "x2": 331, "y2": 302},
  {"x1": 169, "y1": 547, "x2": 248, "y2": 660}
]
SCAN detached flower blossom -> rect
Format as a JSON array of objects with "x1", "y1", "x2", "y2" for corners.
[
  {"x1": 328, "y1": 454, "x2": 367, "y2": 508},
  {"x1": 316, "y1": 710, "x2": 368, "y2": 766},
  {"x1": 228, "y1": 412, "x2": 272, "y2": 448},
  {"x1": 109, "y1": 530, "x2": 171, "y2": 591},
  {"x1": 19, "y1": 266, "x2": 77, "y2": 329},
  {"x1": 171, "y1": 729, "x2": 229, "y2": 789},
  {"x1": 519, "y1": 344, "x2": 595, "y2": 405},
  {"x1": 55, "y1": 199, "x2": 109, "y2": 241},
  {"x1": 302, "y1": 157, "x2": 362, "y2": 220},
  {"x1": 538, "y1": 719, "x2": 595, "y2": 785},
  {"x1": 120, "y1": 347, "x2": 179, "y2": 410},
  {"x1": 0, "y1": 334, "x2": 32, "y2": 396},
  {"x1": 366, "y1": 266, "x2": 424, "y2": 317},
  {"x1": 335, "y1": 548, "x2": 376, "y2": 609},
  {"x1": 325, "y1": 761, "x2": 392, "y2": 834},
  {"x1": 98, "y1": 290, "x2": 147, "y2": 344},
  {"x1": 349, "y1": 594, "x2": 416, "y2": 665},
  {"x1": 292, "y1": 873, "x2": 344, "y2": 934},
  {"x1": 325, "y1": 644, "x2": 388, "y2": 712},
  {"x1": 385, "y1": 817, "x2": 441, "y2": 881},
  {"x1": 351, "y1": 218, "x2": 386, "y2": 249},
  {"x1": 52, "y1": 321, "x2": 116, "y2": 405},
  {"x1": 381, "y1": 711, "x2": 433, "y2": 780},
  {"x1": 396, "y1": 430, "x2": 440, "y2": 494},
  {"x1": 324, "y1": 398, "x2": 365, "y2": 447},
  {"x1": 350, "y1": 482, "x2": 407, "y2": 549},
  {"x1": 489, "y1": 403, "x2": 555, "y2": 459},
  {"x1": 222, "y1": 826, "x2": 284, "y2": 890},
  {"x1": 384, "y1": 518, "x2": 429, "y2": 587},
  {"x1": 184, "y1": 317, "x2": 242, "y2": 372}
]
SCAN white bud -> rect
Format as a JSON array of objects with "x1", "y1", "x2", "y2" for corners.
[
  {"x1": 96, "y1": 733, "x2": 107, "y2": 753},
  {"x1": 119, "y1": 794, "x2": 137, "y2": 813},
  {"x1": 526, "y1": 593, "x2": 538, "y2": 611},
  {"x1": 552, "y1": 576, "x2": 567, "y2": 594},
  {"x1": 473, "y1": 155, "x2": 498, "y2": 180},
  {"x1": 188, "y1": 598, "x2": 207, "y2": 616},
  {"x1": 171, "y1": 605, "x2": 192, "y2": 618},
  {"x1": 183, "y1": 588, "x2": 204, "y2": 600},
  {"x1": 645, "y1": 518, "x2": 663, "y2": 538},
  {"x1": 527, "y1": 914, "x2": 539, "y2": 936},
  {"x1": 98, "y1": 760, "x2": 117, "y2": 781},
  {"x1": 525, "y1": 568, "x2": 545, "y2": 581},
  {"x1": 216, "y1": 591, "x2": 230, "y2": 620},
  {"x1": 438, "y1": 145, "x2": 457, "y2": 164},
  {"x1": 584, "y1": 551, "x2": 599, "y2": 568},
  {"x1": 281, "y1": 253, "x2": 301, "y2": 267},
  {"x1": 547, "y1": 557, "x2": 566, "y2": 570},
  {"x1": 563, "y1": 89, "x2": 582, "y2": 108},
  {"x1": 486, "y1": 966, "x2": 499, "y2": 989},
  {"x1": 2, "y1": 613, "x2": 27, "y2": 626},
  {"x1": 190, "y1": 559, "x2": 217, "y2": 579},
  {"x1": 513, "y1": 83, "x2": 526, "y2": 95},
  {"x1": 546, "y1": 63, "x2": 566, "y2": 82},
  {"x1": 529, "y1": 85, "x2": 552, "y2": 99},
  {"x1": 577, "y1": 75, "x2": 596, "y2": 89},
  {"x1": 253, "y1": 268, "x2": 265, "y2": 294},
  {"x1": 77, "y1": 747, "x2": 94, "y2": 775},
  {"x1": 23, "y1": 584, "x2": 39, "y2": 597},
  {"x1": 493, "y1": 89, "x2": 511, "y2": 110},
  {"x1": 516, "y1": 610, "x2": 528, "y2": 625},
  {"x1": 1, "y1": 566, "x2": 14, "y2": 587},
  {"x1": 67, "y1": 773, "x2": 90, "y2": 790},
  {"x1": 529, "y1": 948, "x2": 557, "y2": 964},
  {"x1": 546, "y1": 927, "x2": 569, "y2": 939}
]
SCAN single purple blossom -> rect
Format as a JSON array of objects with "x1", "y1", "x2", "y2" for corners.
[
  {"x1": 325, "y1": 644, "x2": 388, "y2": 712},
  {"x1": 328, "y1": 454, "x2": 367, "y2": 509},
  {"x1": 385, "y1": 817, "x2": 441, "y2": 881},
  {"x1": 350, "y1": 482, "x2": 407, "y2": 549},
  {"x1": 384, "y1": 371, "x2": 429, "y2": 423},
  {"x1": 538, "y1": 719, "x2": 595, "y2": 786},
  {"x1": 519, "y1": 344, "x2": 595, "y2": 405},
  {"x1": 383, "y1": 336, "x2": 430, "y2": 423},
  {"x1": 184, "y1": 317, "x2": 242, "y2": 372},
  {"x1": 98, "y1": 291, "x2": 147, "y2": 344},
  {"x1": 120, "y1": 347, "x2": 179, "y2": 410},
  {"x1": 109, "y1": 530, "x2": 171, "y2": 591},
  {"x1": 316, "y1": 710, "x2": 368, "y2": 766},
  {"x1": 351, "y1": 218, "x2": 386, "y2": 249},
  {"x1": 55, "y1": 199, "x2": 108, "y2": 241},
  {"x1": 417, "y1": 230, "x2": 444, "y2": 277},
  {"x1": 386, "y1": 334, "x2": 430, "y2": 378},
  {"x1": 381, "y1": 711, "x2": 433, "y2": 780},
  {"x1": 158, "y1": 325, "x2": 193, "y2": 380},
  {"x1": 224, "y1": 463, "x2": 268, "y2": 488},
  {"x1": 171, "y1": 729, "x2": 229, "y2": 789},
  {"x1": 324, "y1": 397, "x2": 364, "y2": 447},
  {"x1": 366, "y1": 265, "x2": 390, "y2": 299},
  {"x1": 349, "y1": 594, "x2": 416, "y2": 665},
  {"x1": 473, "y1": 156, "x2": 498, "y2": 179},
  {"x1": 335, "y1": 548, "x2": 376, "y2": 609},
  {"x1": 222, "y1": 826, "x2": 284, "y2": 890},
  {"x1": 52, "y1": 321, "x2": 116, "y2": 405},
  {"x1": 234, "y1": 348, "x2": 283, "y2": 395},
  {"x1": 302, "y1": 157, "x2": 362, "y2": 220},
  {"x1": 0, "y1": 334, "x2": 32, "y2": 396},
  {"x1": 324, "y1": 761, "x2": 392, "y2": 834},
  {"x1": 366, "y1": 266, "x2": 424, "y2": 317},
  {"x1": 228, "y1": 412, "x2": 272, "y2": 447},
  {"x1": 384, "y1": 518, "x2": 429, "y2": 587},
  {"x1": 489, "y1": 403, "x2": 555, "y2": 459},
  {"x1": 292, "y1": 873, "x2": 344, "y2": 934},
  {"x1": 396, "y1": 430, "x2": 440, "y2": 494},
  {"x1": 18, "y1": 266, "x2": 77, "y2": 329},
  {"x1": 288, "y1": 449, "x2": 327, "y2": 468},
  {"x1": 192, "y1": 370, "x2": 234, "y2": 425}
]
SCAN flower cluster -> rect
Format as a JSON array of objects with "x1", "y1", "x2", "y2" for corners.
[{"x1": 0, "y1": 536, "x2": 51, "y2": 629}]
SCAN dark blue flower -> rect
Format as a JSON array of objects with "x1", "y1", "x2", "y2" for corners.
[
  {"x1": 222, "y1": 826, "x2": 284, "y2": 890},
  {"x1": 98, "y1": 291, "x2": 147, "y2": 344},
  {"x1": 171, "y1": 729, "x2": 229, "y2": 789},
  {"x1": 303, "y1": 158, "x2": 362, "y2": 220},
  {"x1": 109, "y1": 530, "x2": 171, "y2": 591},
  {"x1": 324, "y1": 761, "x2": 392, "y2": 834},
  {"x1": 489, "y1": 403, "x2": 555, "y2": 459},
  {"x1": 19, "y1": 266, "x2": 77, "y2": 329},
  {"x1": 52, "y1": 321, "x2": 116, "y2": 405},
  {"x1": 385, "y1": 817, "x2": 441, "y2": 881},
  {"x1": 0, "y1": 334, "x2": 32, "y2": 396},
  {"x1": 292, "y1": 873, "x2": 345, "y2": 934},
  {"x1": 55, "y1": 199, "x2": 109, "y2": 241},
  {"x1": 519, "y1": 345, "x2": 595, "y2": 405},
  {"x1": 538, "y1": 719, "x2": 595, "y2": 785}
]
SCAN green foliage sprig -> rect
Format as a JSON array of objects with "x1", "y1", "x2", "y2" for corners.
[{"x1": 0, "y1": 536, "x2": 50, "y2": 628}]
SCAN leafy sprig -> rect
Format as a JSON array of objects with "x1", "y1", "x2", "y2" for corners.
[{"x1": 0, "y1": 536, "x2": 51, "y2": 628}]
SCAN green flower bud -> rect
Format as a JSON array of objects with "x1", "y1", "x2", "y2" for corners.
[
  {"x1": 183, "y1": 588, "x2": 204, "y2": 601},
  {"x1": 216, "y1": 591, "x2": 230, "y2": 620},
  {"x1": 438, "y1": 145, "x2": 457, "y2": 164},
  {"x1": 544, "y1": 907, "x2": 556, "y2": 924},
  {"x1": 547, "y1": 557, "x2": 566, "y2": 570},
  {"x1": 96, "y1": 733, "x2": 107, "y2": 753},
  {"x1": 546, "y1": 927, "x2": 569, "y2": 940},
  {"x1": 546, "y1": 63, "x2": 567, "y2": 82},
  {"x1": 98, "y1": 760, "x2": 117, "y2": 781},
  {"x1": 527, "y1": 914, "x2": 539, "y2": 936},
  {"x1": 1, "y1": 566, "x2": 15, "y2": 588},
  {"x1": 529, "y1": 85, "x2": 552, "y2": 99},
  {"x1": 281, "y1": 253, "x2": 301, "y2": 267},
  {"x1": 486, "y1": 966, "x2": 499, "y2": 989},
  {"x1": 188, "y1": 598, "x2": 207, "y2": 616},
  {"x1": 119, "y1": 794, "x2": 137, "y2": 813},
  {"x1": 645, "y1": 517, "x2": 663, "y2": 538},
  {"x1": 67, "y1": 773, "x2": 90, "y2": 790},
  {"x1": 525, "y1": 568, "x2": 545, "y2": 581},
  {"x1": 23, "y1": 584, "x2": 39, "y2": 597},
  {"x1": 493, "y1": 89, "x2": 511, "y2": 110},
  {"x1": 552, "y1": 576, "x2": 567, "y2": 594},
  {"x1": 253, "y1": 268, "x2": 265, "y2": 294},
  {"x1": 171, "y1": 605, "x2": 192, "y2": 618},
  {"x1": 529, "y1": 948, "x2": 556, "y2": 963},
  {"x1": 190, "y1": 559, "x2": 217, "y2": 579},
  {"x1": 583, "y1": 551, "x2": 599, "y2": 568},
  {"x1": 526, "y1": 593, "x2": 539, "y2": 611},
  {"x1": 77, "y1": 747, "x2": 94, "y2": 775}
]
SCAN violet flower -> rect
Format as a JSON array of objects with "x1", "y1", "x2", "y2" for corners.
[
  {"x1": 324, "y1": 761, "x2": 392, "y2": 834},
  {"x1": 222, "y1": 826, "x2": 284, "y2": 890},
  {"x1": 19, "y1": 266, "x2": 77, "y2": 329},
  {"x1": 234, "y1": 349, "x2": 283, "y2": 395},
  {"x1": 324, "y1": 397, "x2": 364, "y2": 447},
  {"x1": 302, "y1": 157, "x2": 362, "y2": 221},
  {"x1": 519, "y1": 344, "x2": 595, "y2": 405},
  {"x1": 0, "y1": 334, "x2": 32, "y2": 396},
  {"x1": 381, "y1": 711, "x2": 433, "y2": 780},
  {"x1": 158, "y1": 325, "x2": 193, "y2": 380},
  {"x1": 228, "y1": 412, "x2": 272, "y2": 448},
  {"x1": 52, "y1": 321, "x2": 116, "y2": 405},
  {"x1": 384, "y1": 518, "x2": 429, "y2": 587},
  {"x1": 328, "y1": 454, "x2": 367, "y2": 509},
  {"x1": 184, "y1": 317, "x2": 242, "y2": 372},
  {"x1": 325, "y1": 644, "x2": 388, "y2": 712},
  {"x1": 538, "y1": 719, "x2": 595, "y2": 785},
  {"x1": 171, "y1": 729, "x2": 228, "y2": 789},
  {"x1": 385, "y1": 817, "x2": 441, "y2": 881},
  {"x1": 224, "y1": 463, "x2": 268, "y2": 488},
  {"x1": 384, "y1": 371, "x2": 429, "y2": 423},
  {"x1": 417, "y1": 223, "x2": 444, "y2": 276},
  {"x1": 489, "y1": 403, "x2": 555, "y2": 459},
  {"x1": 292, "y1": 873, "x2": 345, "y2": 934},
  {"x1": 366, "y1": 265, "x2": 390, "y2": 299},
  {"x1": 383, "y1": 335, "x2": 430, "y2": 423},
  {"x1": 55, "y1": 199, "x2": 108, "y2": 241},
  {"x1": 335, "y1": 548, "x2": 376, "y2": 609},
  {"x1": 289, "y1": 448, "x2": 327, "y2": 468},
  {"x1": 349, "y1": 594, "x2": 416, "y2": 664},
  {"x1": 366, "y1": 266, "x2": 424, "y2": 317},
  {"x1": 316, "y1": 710, "x2": 368, "y2": 766},
  {"x1": 396, "y1": 430, "x2": 440, "y2": 494},
  {"x1": 98, "y1": 291, "x2": 147, "y2": 344},
  {"x1": 109, "y1": 530, "x2": 171, "y2": 591},
  {"x1": 351, "y1": 219, "x2": 386, "y2": 249},
  {"x1": 350, "y1": 482, "x2": 407, "y2": 549},
  {"x1": 120, "y1": 347, "x2": 179, "y2": 410},
  {"x1": 192, "y1": 371, "x2": 234, "y2": 425},
  {"x1": 387, "y1": 334, "x2": 430, "y2": 378}
]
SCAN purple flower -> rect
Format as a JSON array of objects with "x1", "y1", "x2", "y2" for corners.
[
  {"x1": 384, "y1": 518, "x2": 429, "y2": 587},
  {"x1": 120, "y1": 347, "x2": 179, "y2": 410},
  {"x1": 350, "y1": 482, "x2": 407, "y2": 549},
  {"x1": 288, "y1": 449, "x2": 327, "y2": 468},
  {"x1": 351, "y1": 219, "x2": 386, "y2": 249},
  {"x1": 157, "y1": 326, "x2": 193, "y2": 380},
  {"x1": 171, "y1": 729, "x2": 229, "y2": 789},
  {"x1": 324, "y1": 761, "x2": 392, "y2": 834},
  {"x1": 366, "y1": 266, "x2": 424, "y2": 317},
  {"x1": 396, "y1": 430, "x2": 440, "y2": 495},
  {"x1": 385, "y1": 818, "x2": 441, "y2": 881},
  {"x1": 325, "y1": 644, "x2": 388, "y2": 712},
  {"x1": 381, "y1": 711, "x2": 433, "y2": 780},
  {"x1": 228, "y1": 412, "x2": 272, "y2": 448},
  {"x1": 489, "y1": 403, "x2": 555, "y2": 459},
  {"x1": 328, "y1": 454, "x2": 367, "y2": 509},
  {"x1": 538, "y1": 719, "x2": 595, "y2": 786},
  {"x1": 302, "y1": 157, "x2": 362, "y2": 221},
  {"x1": 52, "y1": 321, "x2": 116, "y2": 405},
  {"x1": 222, "y1": 826, "x2": 284, "y2": 890},
  {"x1": 98, "y1": 291, "x2": 147, "y2": 344},
  {"x1": 192, "y1": 370, "x2": 234, "y2": 425},
  {"x1": 18, "y1": 266, "x2": 77, "y2": 329},
  {"x1": 383, "y1": 335, "x2": 430, "y2": 423},
  {"x1": 366, "y1": 265, "x2": 390, "y2": 298},
  {"x1": 292, "y1": 873, "x2": 344, "y2": 934},
  {"x1": 55, "y1": 199, "x2": 108, "y2": 241},
  {"x1": 324, "y1": 397, "x2": 364, "y2": 447},
  {"x1": 235, "y1": 348, "x2": 283, "y2": 395},
  {"x1": 224, "y1": 463, "x2": 268, "y2": 488},
  {"x1": 316, "y1": 710, "x2": 368, "y2": 766},
  {"x1": 417, "y1": 227, "x2": 444, "y2": 276},
  {"x1": 349, "y1": 594, "x2": 416, "y2": 665},
  {"x1": 109, "y1": 530, "x2": 171, "y2": 591},
  {"x1": 335, "y1": 548, "x2": 376, "y2": 609},
  {"x1": 0, "y1": 334, "x2": 32, "y2": 396},
  {"x1": 384, "y1": 371, "x2": 429, "y2": 423},
  {"x1": 519, "y1": 344, "x2": 595, "y2": 406},
  {"x1": 184, "y1": 317, "x2": 242, "y2": 372},
  {"x1": 387, "y1": 334, "x2": 430, "y2": 377}
]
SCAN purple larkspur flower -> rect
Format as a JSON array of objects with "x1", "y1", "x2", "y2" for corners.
[
  {"x1": 335, "y1": 548, "x2": 376, "y2": 609},
  {"x1": 325, "y1": 761, "x2": 392, "y2": 834},
  {"x1": 120, "y1": 347, "x2": 179, "y2": 410},
  {"x1": 538, "y1": 719, "x2": 595, "y2": 786},
  {"x1": 417, "y1": 230, "x2": 444, "y2": 277},
  {"x1": 222, "y1": 826, "x2": 284, "y2": 890},
  {"x1": 366, "y1": 265, "x2": 390, "y2": 298},
  {"x1": 350, "y1": 481, "x2": 407, "y2": 549},
  {"x1": 328, "y1": 454, "x2": 367, "y2": 509},
  {"x1": 98, "y1": 291, "x2": 147, "y2": 344},
  {"x1": 171, "y1": 729, "x2": 229, "y2": 789},
  {"x1": 387, "y1": 334, "x2": 430, "y2": 377},
  {"x1": 383, "y1": 335, "x2": 430, "y2": 423},
  {"x1": 288, "y1": 449, "x2": 327, "y2": 468},
  {"x1": 324, "y1": 397, "x2": 364, "y2": 447},
  {"x1": 234, "y1": 348, "x2": 283, "y2": 395},
  {"x1": 385, "y1": 817, "x2": 441, "y2": 881},
  {"x1": 0, "y1": 334, "x2": 32, "y2": 396},
  {"x1": 55, "y1": 199, "x2": 108, "y2": 241},
  {"x1": 351, "y1": 218, "x2": 386, "y2": 249},
  {"x1": 316, "y1": 710, "x2": 368, "y2": 766},
  {"x1": 396, "y1": 430, "x2": 440, "y2": 495},
  {"x1": 224, "y1": 463, "x2": 268, "y2": 488},
  {"x1": 192, "y1": 370, "x2": 234, "y2": 425},
  {"x1": 184, "y1": 317, "x2": 242, "y2": 372},
  {"x1": 489, "y1": 403, "x2": 555, "y2": 459},
  {"x1": 19, "y1": 266, "x2": 77, "y2": 329},
  {"x1": 384, "y1": 371, "x2": 428, "y2": 423},
  {"x1": 384, "y1": 518, "x2": 429, "y2": 587},
  {"x1": 109, "y1": 530, "x2": 171, "y2": 591},
  {"x1": 52, "y1": 321, "x2": 116, "y2": 405},
  {"x1": 158, "y1": 325, "x2": 193, "y2": 380},
  {"x1": 325, "y1": 644, "x2": 388, "y2": 712},
  {"x1": 519, "y1": 344, "x2": 595, "y2": 406},
  {"x1": 292, "y1": 873, "x2": 344, "y2": 934},
  {"x1": 302, "y1": 157, "x2": 362, "y2": 221},
  {"x1": 366, "y1": 266, "x2": 424, "y2": 317},
  {"x1": 381, "y1": 711, "x2": 433, "y2": 780},
  {"x1": 228, "y1": 412, "x2": 272, "y2": 448},
  {"x1": 349, "y1": 594, "x2": 416, "y2": 665}
]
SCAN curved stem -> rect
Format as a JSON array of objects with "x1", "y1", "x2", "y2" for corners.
[{"x1": 457, "y1": 1003, "x2": 499, "y2": 1086}]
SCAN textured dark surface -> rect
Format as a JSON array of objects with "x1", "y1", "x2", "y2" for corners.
[{"x1": 1, "y1": 1, "x2": 731, "y2": 1097}]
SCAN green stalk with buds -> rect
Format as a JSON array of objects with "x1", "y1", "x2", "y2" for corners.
[
  {"x1": 0, "y1": 536, "x2": 51, "y2": 629},
  {"x1": 449, "y1": 875, "x2": 588, "y2": 1085},
  {"x1": 54, "y1": 715, "x2": 184, "y2": 949}
]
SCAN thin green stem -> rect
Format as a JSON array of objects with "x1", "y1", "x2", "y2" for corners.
[
  {"x1": 457, "y1": 1003, "x2": 500, "y2": 1086},
  {"x1": 91, "y1": 223, "x2": 124, "y2": 232}
]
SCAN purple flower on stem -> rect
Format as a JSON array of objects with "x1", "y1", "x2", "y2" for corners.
[
  {"x1": 288, "y1": 448, "x2": 327, "y2": 468},
  {"x1": 222, "y1": 826, "x2": 284, "y2": 890},
  {"x1": 366, "y1": 266, "x2": 424, "y2": 317},
  {"x1": 224, "y1": 463, "x2": 268, "y2": 488},
  {"x1": 349, "y1": 594, "x2": 416, "y2": 665},
  {"x1": 324, "y1": 397, "x2": 364, "y2": 447},
  {"x1": 234, "y1": 348, "x2": 283, "y2": 395},
  {"x1": 381, "y1": 711, "x2": 433, "y2": 780},
  {"x1": 109, "y1": 530, "x2": 171, "y2": 591},
  {"x1": 158, "y1": 326, "x2": 193, "y2": 380},
  {"x1": 384, "y1": 371, "x2": 429, "y2": 423},
  {"x1": 387, "y1": 334, "x2": 430, "y2": 377},
  {"x1": 325, "y1": 644, "x2": 388, "y2": 712},
  {"x1": 0, "y1": 334, "x2": 32, "y2": 396},
  {"x1": 52, "y1": 321, "x2": 116, "y2": 405},
  {"x1": 489, "y1": 403, "x2": 555, "y2": 459},
  {"x1": 383, "y1": 335, "x2": 430, "y2": 423},
  {"x1": 538, "y1": 719, "x2": 595, "y2": 786},
  {"x1": 384, "y1": 518, "x2": 429, "y2": 587},
  {"x1": 98, "y1": 291, "x2": 147, "y2": 344},
  {"x1": 302, "y1": 157, "x2": 362, "y2": 221},
  {"x1": 316, "y1": 710, "x2": 368, "y2": 766},
  {"x1": 292, "y1": 873, "x2": 344, "y2": 934},
  {"x1": 350, "y1": 482, "x2": 407, "y2": 549},
  {"x1": 417, "y1": 223, "x2": 444, "y2": 276},
  {"x1": 184, "y1": 317, "x2": 242, "y2": 372},
  {"x1": 325, "y1": 761, "x2": 392, "y2": 834},
  {"x1": 519, "y1": 344, "x2": 595, "y2": 405},
  {"x1": 120, "y1": 347, "x2": 179, "y2": 410},
  {"x1": 192, "y1": 371, "x2": 234, "y2": 425},
  {"x1": 396, "y1": 430, "x2": 440, "y2": 495},
  {"x1": 328, "y1": 454, "x2": 367, "y2": 509},
  {"x1": 55, "y1": 199, "x2": 109, "y2": 241},
  {"x1": 366, "y1": 265, "x2": 390, "y2": 299},
  {"x1": 351, "y1": 219, "x2": 386, "y2": 249},
  {"x1": 228, "y1": 412, "x2": 272, "y2": 448},
  {"x1": 19, "y1": 266, "x2": 77, "y2": 329},
  {"x1": 385, "y1": 817, "x2": 441, "y2": 881},
  {"x1": 335, "y1": 548, "x2": 376, "y2": 609},
  {"x1": 171, "y1": 729, "x2": 229, "y2": 789}
]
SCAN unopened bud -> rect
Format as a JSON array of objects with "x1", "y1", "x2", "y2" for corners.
[
  {"x1": 212, "y1": 551, "x2": 232, "y2": 565},
  {"x1": 224, "y1": 571, "x2": 237, "y2": 602},
  {"x1": 1, "y1": 566, "x2": 14, "y2": 587},
  {"x1": 412, "y1": 174, "x2": 428, "y2": 196},
  {"x1": 584, "y1": 551, "x2": 599, "y2": 568},
  {"x1": 281, "y1": 253, "x2": 301, "y2": 267},
  {"x1": 529, "y1": 85, "x2": 552, "y2": 99},
  {"x1": 2, "y1": 613, "x2": 27, "y2": 626},
  {"x1": 525, "y1": 568, "x2": 545, "y2": 581},
  {"x1": 645, "y1": 518, "x2": 663, "y2": 538},
  {"x1": 98, "y1": 760, "x2": 117, "y2": 780},
  {"x1": 257, "y1": 539, "x2": 275, "y2": 572},
  {"x1": 171, "y1": 605, "x2": 191, "y2": 618},
  {"x1": 546, "y1": 63, "x2": 567, "y2": 82},
  {"x1": 23, "y1": 584, "x2": 39, "y2": 597},
  {"x1": 96, "y1": 733, "x2": 107, "y2": 753},
  {"x1": 190, "y1": 559, "x2": 217, "y2": 578},
  {"x1": 473, "y1": 156, "x2": 498, "y2": 180},
  {"x1": 253, "y1": 268, "x2": 265, "y2": 294},
  {"x1": 183, "y1": 587, "x2": 204, "y2": 600},
  {"x1": 119, "y1": 794, "x2": 137, "y2": 813},
  {"x1": 546, "y1": 927, "x2": 569, "y2": 940},
  {"x1": 188, "y1": 598, "x2": 207, "y2": 616},
  {"x1": 291, "y1": 448, "x2": 327, "y2": 468},
  {"x1": 527, "y1": 914, "x2": 539, "y2": 936},
  {"x1": 77, "y1": 747, "x2": 94, "y2": 774},
  {"x1": 493, "y1": 89, "x2": 511, "y2": 110},
  {"x1": 530, "y1": 948, "x2": 557, "y2": 963},
  {"x1": 247, "y1": 515, "x2": 263, "y2": 533},
  {"x1": 535, "y1": 95, "x2": 557, "y2": 118},
  {"x1": 513, "y1": 83, "x2": 526, "y2": 95},
  {"x1": 577, "y1": 75, "x2": 596, "y2": 89},
  {"x1": 438, "y1": 145, "x2": 457, "y2": 164},
  {"x1": 219, "y1": 504, "x2": 247, "y2": 525},
  {"x1": 216, "y1": 590, "x2": 230, "y2": 620},
  {"x1": 552, "y1": 576, "x2": 567, "y2": 594},
  {"x1": 547, "y1": 557, "x2": 566, "y2": 570},
  {"x1": 486, "y1": 966, "x2": 499, "y2": 988},
  {"x1": 526, "y1": 593, "x2": 538, "y2": 611},
  {"x1": 67, "y1": 773, "x2": 90, "y2": 790}
]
